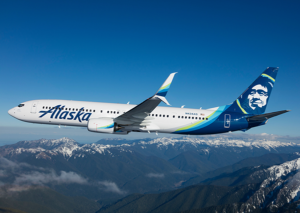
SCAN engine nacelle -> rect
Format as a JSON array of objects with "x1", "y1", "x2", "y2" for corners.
[{"x1": 87, "y1": 118, "x2": 128, "y2": 134}]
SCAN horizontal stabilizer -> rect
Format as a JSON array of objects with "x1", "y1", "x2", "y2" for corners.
[{"x1": 247, "y1": 110, "x2": 290, "y2": 121}]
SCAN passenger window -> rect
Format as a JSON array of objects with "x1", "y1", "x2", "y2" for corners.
[
  {"x1": 163, "y1": 115, "x2": 165, "y2": 117},
  {"x1": 192, "y1": 117, "x2": 194, "y2": 119},
  {"x1": 206, "y1": 118, "x2": 208, "y2": 120},
  {"x1": 167, "y1": 115, "x2": 169, "y2": 117},
  {"x1": 159, "y1": 114, "x2": 161, "y2": 117},
  {"x1": 107, "y1": 111, "x2": 109, "y2": 113},
  {"x1": 156, "y1": 114, "x2": 158, "y2": 117},
  {"x1": 117, "y1": 112, "x2": 119, "y2": 114},
  {"x1": 100, "y1": 110, "x2": 102, "y2": 113},
  {"x1": 185, "y1": 116, "x2": 187, "y2": 119}
]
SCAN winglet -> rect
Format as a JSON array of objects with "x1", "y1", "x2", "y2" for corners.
[
  {"x1": 155, "y1": 72, "x2": 177, "y2": 97},
  {"x1": 154, "y1": 95, "x2": 170, "y2": 105}
]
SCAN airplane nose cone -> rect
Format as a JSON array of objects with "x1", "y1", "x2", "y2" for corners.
[{"x1": 8, "y1": 108, "x2": 15, "y2": 116}]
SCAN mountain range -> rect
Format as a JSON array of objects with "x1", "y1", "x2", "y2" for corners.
[
  {"x1": 1, "y1": 136, "x2": 300, "y2": 212},
  {"x1": 99, "y1": 158, "x2": 300, "y2": 213}
]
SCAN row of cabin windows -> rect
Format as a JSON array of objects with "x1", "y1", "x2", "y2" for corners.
[
  {"x1": 150, "y1": 114, "x2": 208, "y2": 120},
  {"x1": 42, "y1": 106, "x2": 95, "y2": 112},
  {"x1": 42, "y1": 106, "x2": 208, "y2": 120},
  {"x1": 107, "y1": 111, "x2": 119, "y2": 114},
  {"x1": 103, "y1": 111, "x2": 209, "y2": 120}
]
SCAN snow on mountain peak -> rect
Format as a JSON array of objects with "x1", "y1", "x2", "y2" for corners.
[
  {"x1": 1, "y1": 136, "x2": 300, "y2": 160},
  {"x1": 245, "y1": 157, "x2": 300, "y2": 209},
  {"x1": 260, "y1": 158, "x2": 300, "y2": 188},
  {"x1": 21, "y1": 137, "x2": 77, "y2": 146},
  {"x1": 138, "y1": 137, "x2": 299, "y2": 150}
]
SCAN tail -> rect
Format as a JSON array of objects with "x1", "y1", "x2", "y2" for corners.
[{"x1": 228, "y1": 67, "x2": 278, "y2": 115}]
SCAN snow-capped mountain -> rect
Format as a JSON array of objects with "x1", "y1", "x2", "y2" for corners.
[
  {"x1": 2, "y1": 136, "x2": 300, "y2": 179},
  {"x1": 231, "y1": 157, "x2": 300, "y2": 212},
  {"x1": 1, "y1": 137, "x2": 300, "y2": 160},
  {"x1": 0, "y1": 137, "x2": 132, "y2": 159},
  {"x1": 96, "y1": 157, "x2": 300, "y2": 213},
  {"x1": 2, "y1": 137, "x2": 300, "y2": 211}
]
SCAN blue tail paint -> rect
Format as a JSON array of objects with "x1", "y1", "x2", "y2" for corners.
[{"x1": 227, "y1": 67, "x2": 278, "y2": 115}]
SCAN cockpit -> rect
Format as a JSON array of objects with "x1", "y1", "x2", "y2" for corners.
[{"x1": 18, "y1": 104, "x2": 25, "y2": 107}]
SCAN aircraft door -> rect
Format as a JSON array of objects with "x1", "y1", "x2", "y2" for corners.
[
  {"x1": 31, "y1": 102, "x2": 38, "y2": 114},
  {"x1": 224, "y1": 114, "x2": 231, "y2": 128}
]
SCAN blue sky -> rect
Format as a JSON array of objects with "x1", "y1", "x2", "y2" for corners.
[{"x1": 1, "y1": 0, "x2": 300, "y2": 144}]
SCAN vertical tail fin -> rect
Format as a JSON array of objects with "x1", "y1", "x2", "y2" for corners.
[{"x1": 229, "y1": 67, "x2": 278, "y2": 115}]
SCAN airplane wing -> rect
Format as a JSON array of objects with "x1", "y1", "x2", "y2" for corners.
[
  {"x1": 247, "y1": 110, "x2": 290, "y2": 121},
  {"x1": 114, "y1": 73, "x2": 177, "y2": 126}
]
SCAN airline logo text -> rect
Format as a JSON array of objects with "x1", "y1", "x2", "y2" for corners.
[{"x1": 39, "y1": 105, "x2": 92, "y2": 122}]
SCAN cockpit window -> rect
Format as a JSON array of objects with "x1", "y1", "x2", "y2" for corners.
[{"x1": 18, "y1": 104, "x2": 25, "y2": 107}]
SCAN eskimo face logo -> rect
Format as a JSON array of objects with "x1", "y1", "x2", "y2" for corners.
[{"x1": 247, "y1": 84, "x2": 268, "y2": 110}]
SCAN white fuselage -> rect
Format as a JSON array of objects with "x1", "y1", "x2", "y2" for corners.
[
  {"x1": 8, "y1": 99, "x2": 216, "y2": 134},
  {"x1": 8, "y1": 68, "x2": 285, "y2": 135}
]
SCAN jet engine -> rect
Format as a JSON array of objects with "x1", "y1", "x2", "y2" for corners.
[{"x1": 87, "y1": 118, "x2": 128, "y2": 134}]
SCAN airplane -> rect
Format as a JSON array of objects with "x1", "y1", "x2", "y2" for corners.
[{"x1": 8, "y1": 67, "x2": 289, "y2": 135}]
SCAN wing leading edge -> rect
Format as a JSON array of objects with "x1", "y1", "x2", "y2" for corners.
[{"x1": 114, "y1": 73, "x2": 177, "y2": 126}]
